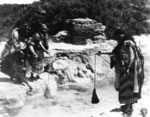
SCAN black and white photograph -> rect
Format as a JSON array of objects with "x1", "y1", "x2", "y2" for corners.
[{"x1": 0, "y1": 0, "x2": 150, "y2": 117}]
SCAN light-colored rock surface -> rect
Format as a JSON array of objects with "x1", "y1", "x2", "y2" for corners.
[
  {"x1": 0, "y1": 72, "x2": 26, "y2": 117},
  {"x1": 0, "y1": 35, "x2": 150, "y2": 117}
]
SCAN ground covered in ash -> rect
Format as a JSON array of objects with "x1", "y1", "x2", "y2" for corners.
[{"x1": 0, "y1": 35, "x2": 150, "y2": 117}]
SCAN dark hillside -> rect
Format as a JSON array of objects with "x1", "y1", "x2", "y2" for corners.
[
  {"x1": 0, "y1": 4, "x2": 20, "y2": 40},
  {"x1": 14, "y1": 0, "x2": 150, "y2": 38},
  {"x1": 0, "y1": 0, "x2": 150, "y2": 41}
]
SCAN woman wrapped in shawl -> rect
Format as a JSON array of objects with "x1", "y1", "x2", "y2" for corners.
[{"x1": 110, "y1": 28, "x2": 144, "y2": 116}]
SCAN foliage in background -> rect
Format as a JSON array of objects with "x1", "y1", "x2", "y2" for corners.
[
  {"x1": 0, "y1": 4, "x2": 19, "y2": 39},
  {"x1": 0, "y1": 0, "x2": 150, "y2": 40}
]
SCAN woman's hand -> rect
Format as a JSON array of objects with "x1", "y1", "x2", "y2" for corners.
[
  {"x1": 126, "y1": 68, "x2": 129, "y2": 73},
  {"x1": 96, "y1": 51, "x2": 101, "y2": 56},
  {"x1": 45, "y1": 50, "x2": 50, "y2": 55},
  {"x1": 34, "y1": 54, "x2": 38, "y2": 58}
]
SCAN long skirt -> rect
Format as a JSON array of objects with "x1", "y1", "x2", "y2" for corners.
[
  {"x1": 28, "y1": 50, "x2": 45, "y2": 74},
  {"x1": 1, "y1": 51, "x2": 25, "y2": 82},
  {"x1": 119, "y1": 69, "x2": 141, "y2": 104}
]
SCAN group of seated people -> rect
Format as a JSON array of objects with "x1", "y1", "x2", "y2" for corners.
[{"x1": 1, "y1": 23, "x2": 49, "y2": 80}]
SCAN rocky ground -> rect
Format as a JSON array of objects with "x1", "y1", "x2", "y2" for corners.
[{"x1": 0, "y1": 35, "x2": 150, "y2": 117}]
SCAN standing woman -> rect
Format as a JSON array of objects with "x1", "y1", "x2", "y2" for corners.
[
  {"x1": 111, "y1": 28, "x2": 142, "y2": 116},
  {"x1": 27, "y1": 24, "x2": 49, "y2": 80}
]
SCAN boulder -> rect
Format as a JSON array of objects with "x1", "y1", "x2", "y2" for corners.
[
  {"x1": 65, "y1": 18, "x2": 106, "y2": 45},
  {"x1": 53, "y1": 30, "x2": 68, "y2": 42}
]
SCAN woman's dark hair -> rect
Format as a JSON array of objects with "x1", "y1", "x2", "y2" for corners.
[
  {"x1": 123, "y1": 32, "x2": 135, "y2": 42},
  {"x1": 113, "y1": 28, "x2": 125, "y2": 36}
]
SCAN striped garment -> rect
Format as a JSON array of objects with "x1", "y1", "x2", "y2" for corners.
[
  {"x1": 113, "y1": 40, "x2": 144, "y2": 104},
  {"x1": 119, "y1": 68, "x2": 140, "y2": 104}
]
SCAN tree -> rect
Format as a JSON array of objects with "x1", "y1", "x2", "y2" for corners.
[{"x1": 1, "y1": 0, "x2": 149, "y2": 39}]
